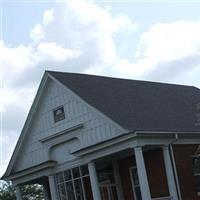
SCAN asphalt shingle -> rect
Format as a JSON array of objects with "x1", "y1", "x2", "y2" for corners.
[{"x1": 48, "y1": 71, "x2": 200, "y2": 132}]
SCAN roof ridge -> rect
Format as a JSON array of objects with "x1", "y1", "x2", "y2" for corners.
[{"x1": 47, "y1": 70, "x2": 194, "y2": 88}]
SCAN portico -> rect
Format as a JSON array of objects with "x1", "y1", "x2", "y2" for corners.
[
  {"x1": 41, "y1": 135, "x2": 184, "y2": 200},
  {"x1": 12, "y1": 140, "x2": 179, "y2": 200}
]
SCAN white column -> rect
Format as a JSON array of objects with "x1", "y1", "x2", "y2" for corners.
[
  {"x1": 48, "y1": 175, "x2": 58, "y2": 200},
  {"x1": 113, "y1": 161, "x2": 124, "y2": 200},
  {"x1": 88, "y1": 161, "x2": 102, "y2": 200},
  {"x1": 15, "y1": 185, "x2": 22, "y2": 200},
  {"x1": 134, "y1": 146, "x2": 151, "y2": 200},
  {"x1": 162, "y1": 146, "x2": 179, "y2": 200}
]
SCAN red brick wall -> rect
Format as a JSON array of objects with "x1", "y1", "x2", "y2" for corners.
[
  {"x1": 144, "y1": 148, "x2": 169, "y2": 198},
  {"x1": 173, "y1": 144, "x2": 200, "y2": 200}
]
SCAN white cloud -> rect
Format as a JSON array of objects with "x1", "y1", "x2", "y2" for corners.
[
  {"x1": 114, "y1": 14, "x2": 138, "y2": 32},
  {"x1": 106, "y1": 20, "x2": 200, "y2": 82},
  {"x1": 43, "y1": 8, "x2": 54, "y2": 25},
  {"x1": 0, "y1": 131, "x2": 18, "y2": 176},
  {"x1": 67, "y1": 0, "x2": 137, "y2": 33},
  {"x1": 138, "y1": 20, "x2": 200, "y2": 80},
  {"x1": 0, "y1": 42, "x2": 37, "y2": 87},
  {"x1": 1, "y1": 86, "x2": 36, "y2": 130},
  {"x1": 0, "y1": 88, "x2": 20, "y2": 113},
  {"x1": 30, "y1": 24, "x2": 45, "y2": 42},
  {"x1": 2, "y1": 1, "x2": 137, "y2": 86},
  {"x1": 137, "y1": 20, "x2": 200, "y2": 62},
  {"x1": 37, "y1": 42, "x2": 82, "y2": 61},
  {"x1": 30, "y1": 8, "x2": 54, "y2": 42},
  {"x1": 64, "y1": 0, "x2": 137, "y2": 66}
]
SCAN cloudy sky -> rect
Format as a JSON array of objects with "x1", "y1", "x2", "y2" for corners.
[{"x1": 1, "y1": 0, "x2": 200, "y2": 178}]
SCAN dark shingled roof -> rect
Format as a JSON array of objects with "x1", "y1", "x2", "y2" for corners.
[{"x1": 48, "y1": 71, "x2": 200, "y2": 132}]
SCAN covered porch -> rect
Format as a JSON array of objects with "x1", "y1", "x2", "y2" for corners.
[
  {"x1": 13, "y1": 131, "x2": 190, "y2": 200},
  {"x1": 54, "y1": 145, "x2": 177, "y2": 200}
]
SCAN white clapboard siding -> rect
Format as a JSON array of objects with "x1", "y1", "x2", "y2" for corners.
[{"x1": 14, "y1": 78, "x2": 124, "y2": 172}]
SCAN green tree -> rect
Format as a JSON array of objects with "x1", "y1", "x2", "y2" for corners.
[
  {"x1": 0, "y1": 181, "x2": 45, "y2": 200},
  {"x1": 0, "y1": 181, "x2": 16, "y2": 200},
  {"x1": 21, "y1": 184, "x2": 44, "y2": 200}
]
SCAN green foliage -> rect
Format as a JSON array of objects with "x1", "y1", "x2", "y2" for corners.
[
  {"x1": 0, "y1": 181, "x2": 16, "y2": 200},
  {"x1": 21, "y1": 184, "x2": 44, "y2": 200},
  {"x1": 0, "y1": 181, "x2": 45, "y2": 200}
]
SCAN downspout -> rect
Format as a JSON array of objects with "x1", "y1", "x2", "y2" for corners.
[{"x1": 169, "y1": 133, "x2": 182, "y2": 200}]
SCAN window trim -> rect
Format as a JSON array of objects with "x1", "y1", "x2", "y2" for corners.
[
  {"x1": 53, "y1": 106, "x2": 65, "y2": 123},
  {"x1": 55, "y1": 165, "x2": 90, "y2": 200}
]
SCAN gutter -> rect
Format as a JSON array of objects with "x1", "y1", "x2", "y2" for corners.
[{"x1": 134, "y1": 130, "x2": 200, "y2": 139}]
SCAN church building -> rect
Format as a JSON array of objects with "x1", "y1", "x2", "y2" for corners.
[{"x1": 2, "y1": 71, "x2": 200, "y2": 200}]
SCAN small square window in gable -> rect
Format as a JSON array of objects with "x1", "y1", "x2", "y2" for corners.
[{"x1": 53, "y1": 106, "x2": 65, "y2": 123}]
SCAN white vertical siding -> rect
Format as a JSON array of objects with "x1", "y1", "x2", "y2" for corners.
[{"x1": 14, "y1": 78, "x2": 124, "y2": 172}]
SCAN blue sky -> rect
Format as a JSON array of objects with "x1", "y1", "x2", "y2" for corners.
[
  {"x1": 4, "y1": 2, "x2": 200, "y2": 45},
  {"x1": 1, "y1": 0, "x2": 200, "y2": 177}
]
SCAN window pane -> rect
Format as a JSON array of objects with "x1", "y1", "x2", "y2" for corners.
[
  {"x1": 193, "y1": 157, "x2": 200, "y2": 174},
  {"x1": 100, "y1": 186, "x2": 109, "y2": 200},
  {"x1": 74, "y1": 179, "x2": 84, "y2": 200},
  {"x1": 83, "y1": 177, "x2": 93, "y2": 200},
  {"x1": 97, "y1": 163, "x2": 115, "y2": 183},
  {"x1": 64, "y1": 170, "x2": 72, "y2": 181},
  {"x1": 132, "y1": 168, "x2": 139, "y2": 186},
  {"x1": 72, "y1": 167, "x2": 80, "y2": 179},
  {"x1": 58, "y1": 183, "x2": 67, "y2": 200},
  {"x1": 135, "y1": 187, "x2": 142, "y2": 200},
  {"x1": 81, "y1": 165, "x2": 89, "y2": 176},
  {"x1": 110, "y1": 185, "x2": 118, "y2": 200},
  {"x1": 53, "y1": 106, "x2": 65, "y2": 122},
  {"x1": 195, "y1": 176, "x2": 200, "y2": 193},
  {"x1": 56, "y1": 173, "x2": 64, "y2": 183},
  {"x1": 66, "y1": 181, "x2": 75, "y2": 200}
]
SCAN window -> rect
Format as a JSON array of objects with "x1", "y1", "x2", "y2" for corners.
[
  {"x1": 192, "y1": 155, "x2": 200, "y2": 196},
  {"x1": 193, "y1": 156, "x2": 200, "y2": 175},
  {"x1": 56, "y1": 165, "x2": 93, "y2": 200},
  {"x1": 129, "y1": 166, "x2": 142, "y2": 200},
  {"x1": 97, "y1": 163, "x2": 114, "y2": 183},
  {"x1": 53, "y1": 106, "x2": 65, "y2": 122},
  {"x1": 97, "y1": 163, "x2": 118, "y2": 200}
]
